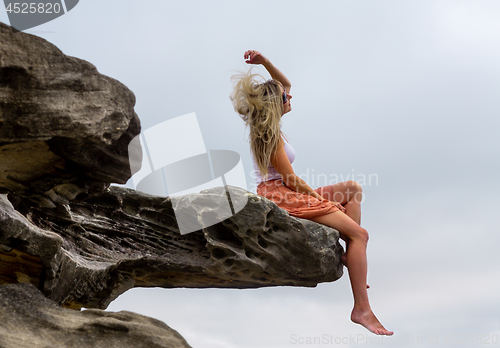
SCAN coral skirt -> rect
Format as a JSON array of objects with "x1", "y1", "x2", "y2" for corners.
[{"x1": 256, "y1": 179, "x2": 339, "y2": 219}]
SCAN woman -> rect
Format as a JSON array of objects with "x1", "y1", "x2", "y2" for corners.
[{"x1": 231, "y1": 50, "x2": 393, "y2": 336}]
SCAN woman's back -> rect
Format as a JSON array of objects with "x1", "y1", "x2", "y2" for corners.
[{"x1": 251, "y1": 138, "x2": 296, "y2": 185}]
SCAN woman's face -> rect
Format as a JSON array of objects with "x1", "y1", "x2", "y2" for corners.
[{"x1": 280, "y1": 86, "x2": 292, "y2": 116}]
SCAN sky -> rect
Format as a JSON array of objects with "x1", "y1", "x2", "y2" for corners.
[{"x1": 2, "y1": 1, "x2": 500, "y2": 347}]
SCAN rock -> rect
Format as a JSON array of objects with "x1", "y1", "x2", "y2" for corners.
[
  {"x1": 0, "y1": 20, "x2": 343, "y2": 313},
  {"x1": 0, "y1": 21, "x2": 140, "y2": 195},
  {"x1": 0, "y1": 283, "x2": 192, "y2": 348},
  {"x1": 1, "y1": 185, "x2": 344, "y2": 309}
]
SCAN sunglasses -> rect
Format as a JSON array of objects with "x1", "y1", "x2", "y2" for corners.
[{"x1": 282, "y1": 89, "x2": 288, "y2": 104}]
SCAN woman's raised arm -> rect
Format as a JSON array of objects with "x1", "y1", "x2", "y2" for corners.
[{"x1": 244, "y1": 50, "x2": 291, "y2": 92}]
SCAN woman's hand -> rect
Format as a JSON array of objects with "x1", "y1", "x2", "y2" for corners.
[
  {"x1": 243, "y1": 50, "x2": 292, "y2": 92},
  {"x1": 244, "y1": 50, "x2": 269, "y2": 65},
  {"x1": 331, "y1": 201, "x2": 346, "y2": 213}
]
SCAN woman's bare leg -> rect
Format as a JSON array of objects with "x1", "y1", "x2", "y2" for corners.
[
  {"x1": 315, "y1": 181, "x2": 362, "y2": 259},
  {"x1": 315, "y1": 180, "x2": 363, "y2": 224},
  {"x1": 317, "y1": 181, "x2": 369, "y2": 287},
  {"x1": 310, "y1": 211, "x2": 393, "y2": 336}
]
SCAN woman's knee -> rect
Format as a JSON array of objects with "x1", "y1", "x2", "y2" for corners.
[
  {"x1": 345, "y1": 180, "x2": 363, "y2": 203},
  {"x1": 353, "y1": 226, "x2": 369, "y2": 244},
  {"x1": 347, "y1": 180, "x2": 363, "y2": 194}
]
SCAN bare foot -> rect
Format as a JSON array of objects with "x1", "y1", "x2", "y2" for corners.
[
  {"x1": 341, "y1": 253, "x2": 370, "y2": 289},
  {"x1": 351, "y1": 308, "x2": 393, "y2": 336}
]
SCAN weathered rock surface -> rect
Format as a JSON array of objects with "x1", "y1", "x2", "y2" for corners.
[
  {"x1": 0, "y1": 19, "x2": 344, "y2": 345},
  {"x1": 2, "y1": 185, "x2": 343, "y2": 309},
  {"x1": 0, "y1": 21, "x2": 140, "y2": 195},
  {"x1": 0, "y1": 283, "x2": 192, "y2": 348}
]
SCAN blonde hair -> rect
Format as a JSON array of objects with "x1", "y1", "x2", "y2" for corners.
[{"x1": 230, "y1": 70, "x2": 287, "y2": 177}]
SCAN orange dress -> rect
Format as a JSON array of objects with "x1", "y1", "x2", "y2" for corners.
[
  {"x1": 257, "y1": 179, "x2": 339, "y2": 219},
  {"x1": 253, "y1": 138, "x2": 339, "y2": 219}
]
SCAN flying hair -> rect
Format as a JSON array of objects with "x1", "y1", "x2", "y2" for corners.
[{"x1": 230, "y1": 69, "x2": 287, "y2": 177}]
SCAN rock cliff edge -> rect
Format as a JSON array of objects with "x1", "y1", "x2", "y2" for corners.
[{"x1": 0, "y1": 21, "x2": 343, "y2": 347}]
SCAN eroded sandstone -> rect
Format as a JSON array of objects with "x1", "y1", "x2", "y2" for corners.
[
  {"x1": 0, "y1": 21, "x2": 140, "y2": 195},
  {"x1": 0, "y1": 283, "x2": 192, "y2": 348},
  {"x1": 0, "y1": 20, "x2": 344, "y2": 345},
  {"x1": 1, "y1": 185, "x2": 343, "y2": 309}
]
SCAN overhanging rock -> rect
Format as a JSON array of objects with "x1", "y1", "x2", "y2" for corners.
[
  {"x1": 0, "y1": 20, "x2": 344, "y2": 311},
  {"x1": 1, "y1": 185, "x2": 343, "y2": 309}
]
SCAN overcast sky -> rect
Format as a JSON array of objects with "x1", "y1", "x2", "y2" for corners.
[{"x1": 2, "y1": 1, "x2": 500, "y2": 347}]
